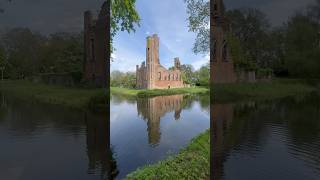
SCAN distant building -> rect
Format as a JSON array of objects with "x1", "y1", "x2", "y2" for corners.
[
  {"x1": 83, "y1": 2, "x2": 109, "y2": 87},
  {"x1": 136, "y1": 34, "x2": 184, "y2": 89}
]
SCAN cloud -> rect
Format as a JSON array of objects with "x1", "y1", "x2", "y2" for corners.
[{"x1": 191, "y1": 54, "x2": 209, "y2": 70}]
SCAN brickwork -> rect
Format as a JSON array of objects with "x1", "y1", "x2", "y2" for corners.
[
  {"x1": 83, "y1": 2, "x2": 109, "y2": 87},
  {"x1": 136, "y1": 34, "x2": 184, "y2": 89},
  {"x1": 210, "y1": 0, "x2": 236, "y2": 84}
]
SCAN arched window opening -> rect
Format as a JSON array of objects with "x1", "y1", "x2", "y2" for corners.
[{"x1": 222, "y1": 40, "x2": 228, "y2": 62}]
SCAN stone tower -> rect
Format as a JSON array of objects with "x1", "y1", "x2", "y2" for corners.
[
  {"x1": 83, "y1": 2, "x2": 109, "y2": 87},
  {"x1": 174, "y1": 57, "x2": 181, "y2": 70},
  {"x1": 210, "y1": 0, "x2": 236, "y2": 84},
  {"x1": 146, "y1": 34, "x2": 160, "y2": 89}
]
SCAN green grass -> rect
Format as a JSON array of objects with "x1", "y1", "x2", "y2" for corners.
[
  {"x1": 0, "y1": 80, "x2": 107, "y2": 110},
  {"x1": 111, "y1": 86, "x2": 209, "y2": 97},
  {"x1": 126, "y1": 130, "x2": 210, "y2": 180},
  {"x1": 211, "y1": 78, "x2": 316, "y2": 102},
  {"x1": 0, "y1": 78, "x2": 316, "y2": 109}
]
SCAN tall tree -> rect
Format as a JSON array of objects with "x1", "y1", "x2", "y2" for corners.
[
  {"x1": 284, "y1": 13, "x2": 320, "y2": 78},
  {"x1": 111, "y1": 0, "x2": 140, "y2": 52},
  {"x1": 1, "y1": 28, "x2": 45, "y2": 79},
  {"x1": 226, "y1": 8, "x2": 270, "y2": 68},
  {"x1": 184, "y1": 0, "x2": 210, "y2": 54}
]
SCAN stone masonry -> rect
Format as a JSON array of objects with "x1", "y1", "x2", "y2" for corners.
[{"x1": 136, "y1": 34, "x2": 184, "y2": 89}]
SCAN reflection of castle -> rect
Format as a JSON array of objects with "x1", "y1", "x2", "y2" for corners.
[
  {"x1": 85, "y1": 111, "x2": 118, "y2": 179},
  {"x1": 137, "y1": 95, "x2": 183, "y2": 145},
  {"x1": 211, "y1": 103, "x2": 234, "y2": 180}
]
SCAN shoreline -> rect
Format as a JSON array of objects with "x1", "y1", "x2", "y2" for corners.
[
  {"x1": 0, "y1": 79, "x2": 316, "y2": 110},
  {"x1": 125, "y1": 130, "x2": 210, "y2": 179}
]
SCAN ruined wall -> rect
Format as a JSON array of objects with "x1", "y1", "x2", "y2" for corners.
[
  {"x1": 210, "y1": 0, "x2": 236, "y2": 84},
  {"x1": 136, "y1": 34, "x2": 184, "y2": 89},
  {"x1": 83, "y1": 2, "x2": 108, "y2": 87}
]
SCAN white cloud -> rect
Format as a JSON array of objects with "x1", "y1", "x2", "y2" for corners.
[{"x1": 191, "y1": 54, "x2": 209, "y2": 70}]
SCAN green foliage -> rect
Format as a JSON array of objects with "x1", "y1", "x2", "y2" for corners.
[
  {"x1": 110, "y1": 70, "x2": 136, "y2": 88},
  {"x1": 283, "y1": 13, "x2": 320, "y2": 78},
  {"x1": 0, "y1": 28, "x2": 84, "y2": 79},
  {"x1": 226, "y1": 8, "x2": 270, "y2": 68},
  {"x1": 226, "y1": 33, "x2": 256, "y2": 71},
  {"x1": 126, "y1": 130, "x2": 210, "y2": 179},
  {"x1": 195, "y1": 64, "x2": 210, "y2": 86},
  {"x1": 180, "y1": 64, "x2": 196, "y2": 85},
  {"x1": 111, "y1": 0, "x2": 140, "y2": 52},
  {"x1": 0, "y1": 80, "x2": 107, "y2": 110},
  {"x1": 184, "y1": 0, "x2": 210, "y2": 54}
]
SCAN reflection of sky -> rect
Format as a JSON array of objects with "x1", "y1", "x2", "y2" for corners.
[
  {"x1": 111, "y1": 0, "x2": 209, "y2": 72},
  {"x1": 110, "y1": 96, "x2": 209, "y2": 179}
]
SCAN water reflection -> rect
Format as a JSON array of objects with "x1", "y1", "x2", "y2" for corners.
[
  {"x1": 0, "y1": 92, "x2": 116, "y2": 180},
  {"x1": 212, "y1": 93, "x2": 320, "y2": 180},
  {"x1": 111, "y1": 94, "x2": 209, "y2": 178},
  {"x1": 137, "y1": 95, "x2": 183, "y2": 145}
]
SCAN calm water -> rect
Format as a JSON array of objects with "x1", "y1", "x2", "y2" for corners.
[
  {"x1": 0, "y1": 93, "x2": 210, "y2": 179},
  {"x1": 110, "y1": 94, "x2": 210, "y2": 178},
  {"x1": 213, "y1": 92, "x2": 320, "y2": 180}
]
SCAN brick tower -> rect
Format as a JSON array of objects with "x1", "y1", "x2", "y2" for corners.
[
  {"x1": 83, "y1": 2, "x2": 109, "y2": 87},
  {"x1": 146, "y1": 34, "x2": 160, "y2": 89},
  {"x1": 210, "y1": 0, "x2": 236, "y2": 84}
]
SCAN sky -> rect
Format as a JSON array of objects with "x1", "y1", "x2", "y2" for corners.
[
  {"x1": 111, "y1": 0, "x2": 209, "y2": 72},
  {"x1": 0, "y1": 0, "x2": 316, "y2": 72}
]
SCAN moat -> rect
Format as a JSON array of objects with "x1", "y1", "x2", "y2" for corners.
[
  {"x1": 0, "y1": 92, "x2": 210, "y2": 179},
  {"x1": 213, "y1": 92, "x2": 320, "y2": 180},
  {"x1": 1, "y1": 91, "x2": 320, "y2": 179}
]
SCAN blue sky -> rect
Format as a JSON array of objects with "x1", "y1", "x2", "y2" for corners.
[{"x1": 111, "y1": 0, "x2": 209, "y2": 72}]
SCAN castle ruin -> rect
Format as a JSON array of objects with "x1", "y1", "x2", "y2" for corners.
[
  {"x1": 83, "y1": 2, "x2": 109, "y2": 87},
  {"x1": 136, "y1": 34, "x2": 184, "y2": 89},
  {"x1": 211, "y1": 0, "x2": 236, "y2": 84}
]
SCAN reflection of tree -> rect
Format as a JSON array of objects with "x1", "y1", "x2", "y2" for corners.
[
  {"x1": 1, "y1": 94, "x2": 118, "y2": 179},
  {"x1": 212, "y1": 100, "x2": 274, "y2": 180},
  {"x1": 212, "y1": 93, "x2": 320, "y2": 179},
  {"x1": 137, "y1": 95, "x2": 184, "y2": 145}
]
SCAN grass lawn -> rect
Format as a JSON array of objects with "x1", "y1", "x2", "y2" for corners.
[
  {"x1": 211, "y1": 78, "x2": 316, "y2": 102},
  {"x1": 0, "y1": 80, "x2": 107, "y2": 110},
  {"x1": 0, "y1": 78, "x2": 316, "y2": 109},
  {"x1": 126, "y1": 130, "x2": 210, "y2": 180},
  {"x1": 111, "y1": 86, "x2": 209, "y2": 97}
]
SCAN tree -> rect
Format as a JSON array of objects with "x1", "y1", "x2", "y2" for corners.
[
  {"x1": 226, "y1": 8, "x2": 270, "y2": 68},
  {"x1": 111, "y1": 0, "x2": 140, "y2": 52},
  {"x1": 1, "y1": 28, "x2": 45, "y2": 79},
  {"x1": 184, "y1": 0, "x2": 210, "y2": 54},
  {"x1": 284, "y1": 13, "x2": 320, "y2": 78},
  {"x1": 39, "y1": 32, "x2": 83, "y2": 74},
  {"x1": 110, "y1": 70, "x2": 136, "y2": 88},
  {"x1": 180, "y1": 64, "x2": 196, "y2": 85},
  {"x1": 195, "y1": 64, "x2": 209, "y2": 86}
]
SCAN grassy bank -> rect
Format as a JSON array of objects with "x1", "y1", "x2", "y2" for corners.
[
  {"x1": 126, "y1": 130, "x2": 210, "y2": 179},
  {"x1": 212, "y1": 78, "x2": 316, "y2": 102},
  {"x1": 0, "y1": 80, "x2": 107, "y2": 110},
  {"x1": 0, "y1": 78, "x2": 316, "y2": 109},
  {"x1": 111, "y1": 86, "x2": 209, "y2": 97}
]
